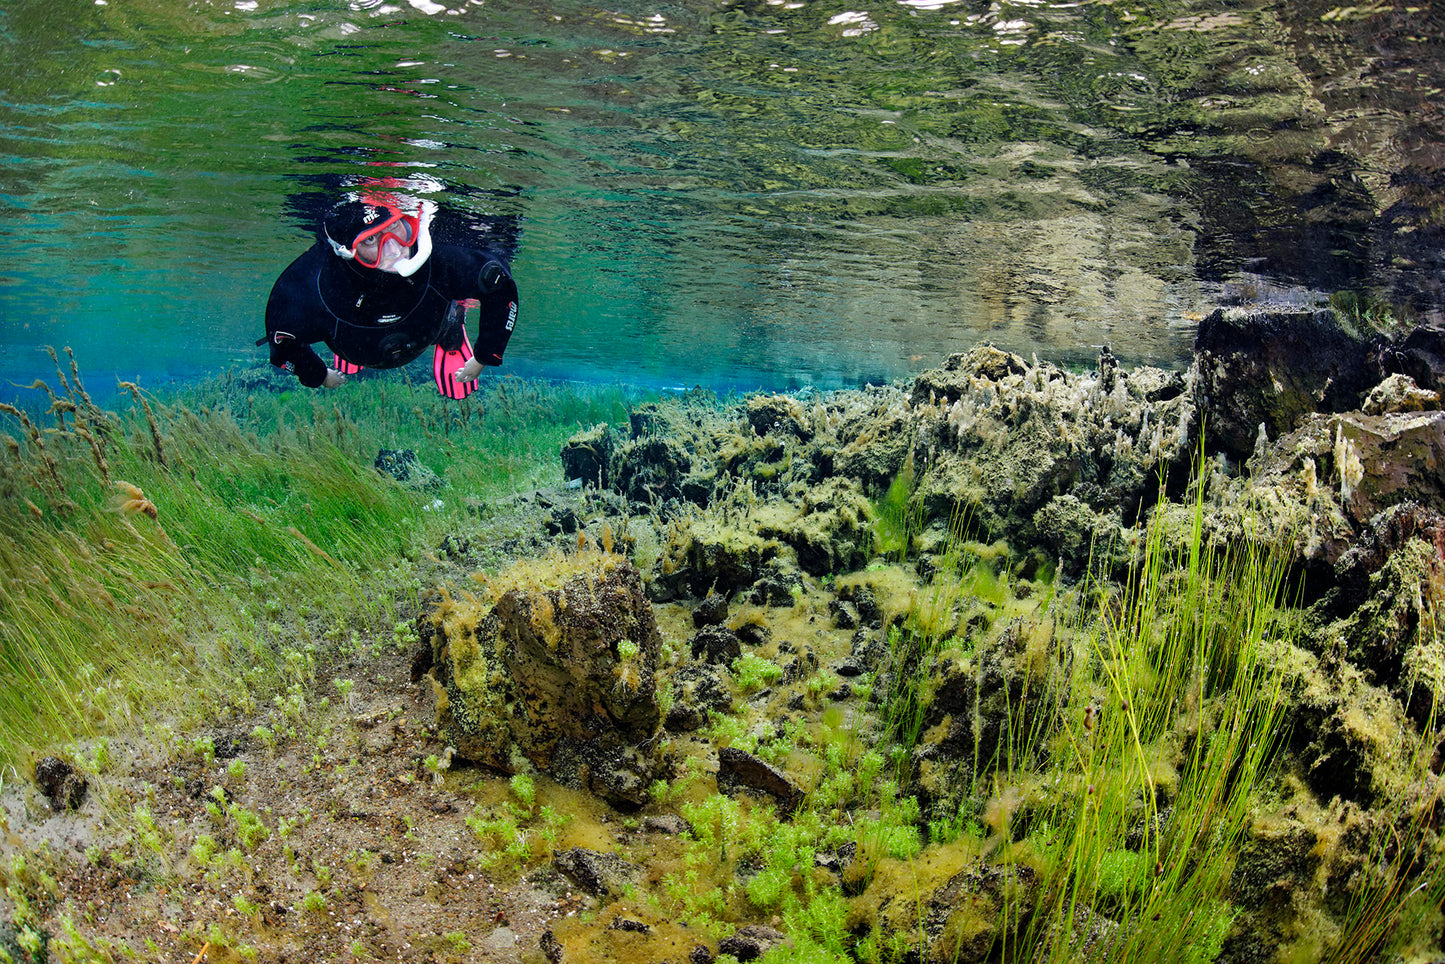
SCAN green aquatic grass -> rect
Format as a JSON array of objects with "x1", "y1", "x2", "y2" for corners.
[
  {"x1": 1004, "y1": 467, "x2": 1295, "y2": 963},
  {"x1": 0, "y1": 353, "x2": 645, "y2": 768},
  {"x1": 871, "y1": 451, "x2": 922, "y2": 563},
  {"x1": 843, "y1": 442, "x2": 1314, "y2": 962}
]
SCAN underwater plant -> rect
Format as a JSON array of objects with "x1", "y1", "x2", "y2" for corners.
[{"x1": 0, "y1": 354, "x2": 645, "y2": 766}]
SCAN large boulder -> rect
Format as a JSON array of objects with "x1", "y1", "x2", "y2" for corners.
[
  {"x1": 427, "y1": 551, "x2": 666, "y2": 808},
  {"x1": 1192, "y1": 307, "x2": 1382, "y2": 462}
]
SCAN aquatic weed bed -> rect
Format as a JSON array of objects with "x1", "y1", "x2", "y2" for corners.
[{"x1": 1, "y1": 344, "x2": 1443, "y2": 964}]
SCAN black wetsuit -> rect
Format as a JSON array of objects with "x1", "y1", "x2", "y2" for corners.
[{"x1": 262, "y1": 242, "x2": 518, "y2": 388}]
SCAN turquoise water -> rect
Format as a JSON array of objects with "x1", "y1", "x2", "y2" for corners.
[{"x1": 2, "y1": 0, "x2": 1442, "y2": 400}]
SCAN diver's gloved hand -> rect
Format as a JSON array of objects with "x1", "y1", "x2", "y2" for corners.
[
  {"x1": 454, "y1": 357, "x2": 485, "y2": 384},
  {"x1": 322, "y1": 368, "x2": 347, "y2": 388}
]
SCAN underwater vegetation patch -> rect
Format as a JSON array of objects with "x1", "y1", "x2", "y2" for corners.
[{"x1": 0, "y1": 352, "x2": 645, "y2": 765}]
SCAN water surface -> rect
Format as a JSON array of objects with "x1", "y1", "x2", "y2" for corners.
[{"x1": 2, "y1": 0, "x2": 1442, "y2": 397}]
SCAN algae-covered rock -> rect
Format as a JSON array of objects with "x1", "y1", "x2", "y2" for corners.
[
  {"x1": 561, "y1": 424, "x2": 615, "y2": 488},
  {"x1": 427, "y1": 551, "x2": 665, "y2": 808},
  {"x1": 858, "y1": 857, "x2": 1040, "y2": 964},
  {"x1": 912, "y1": 617, "x2": 1066, "y2": 815},
  {"x1": 374, "y1": 448, "x2": 443, "y2": 492},
  {"x1": 650, "y1": 517, "x2": 785, "y2": 600},
  {"x1": 1223, "y1": 815, "x2": 1323, "y2": 958},
  {"x1": 1323, "y1": 534, "x2": 1445, "y2": 726},
  {"x1": 35, "y1": 756, "x2": 88, "y2": 811},
  {"x1": 716, "y1": 747, "x2": 804, "y2": 816},
  {"x1": 909, "y1": 345, "x2": 1029, "y2": 405},
  {"x1": 1362, "y1": 373, "x2": 1440, "y2": 415},
  {"x1": 746, "y1": 394, "x2": 813, "y2": 440},
  {"x1": 1391, "y1": 323, "x2": 1445, "y2": 393},
  {"x1": 753, "y1": 476, "x2": 873, "y2": 576},
  {"x1": 553, "y1": 847, "x2": 639, "y2": 898},
  {"x1": 1031, "y1": 495, "x2": 1130, "y2": 580},
  {"x1": 1275, "y1": 639, "x2": 1422, "y2": 806},
  {"x1": 834, "y1": 396, "x2": 915, "y2": 493},
  {"x1": 719, "y1": 924, "x2": 792, "y2": 960},
  {"x1": 613, "y1": 436, "x2": 695, "y2": 505}
]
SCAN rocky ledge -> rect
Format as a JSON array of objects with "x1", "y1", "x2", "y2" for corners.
[{"x1": 414, "y1": 308, "x2": 1444, "y2": 963}]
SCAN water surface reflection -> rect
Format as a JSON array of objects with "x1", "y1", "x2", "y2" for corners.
[{"x1": 0, "y1": 0, "x2": 1440, "y2": 392}]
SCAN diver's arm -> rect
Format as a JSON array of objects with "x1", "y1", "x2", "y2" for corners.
[
  {"x1": 434, "y1": 248, "x2": 518, "y2": 381},
  {"x1": 472, "y1": 259, "x2": 518, "y2": 368},
  {"x1": 265, "y1": 253, "x2": 339, "y2": 389}
]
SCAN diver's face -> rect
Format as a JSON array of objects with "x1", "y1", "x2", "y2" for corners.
[{"x1": 352, "y1": 211, "x2": 417, "y2": 272}]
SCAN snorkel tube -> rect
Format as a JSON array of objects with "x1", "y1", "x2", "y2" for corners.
[{"x1": 389, "y1": 199, "x2": 433, "y2": 278}]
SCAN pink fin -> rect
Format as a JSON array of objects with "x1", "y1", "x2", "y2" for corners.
[{"x1": 433, "y1": 329, "x2": 477, "y2": 400}]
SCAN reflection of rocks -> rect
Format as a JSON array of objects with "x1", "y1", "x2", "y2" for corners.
[{"x1": 426, "y1": 552, "x2": 666, "y2": 809}]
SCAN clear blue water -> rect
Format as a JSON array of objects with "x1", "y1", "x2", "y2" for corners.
[{"x1": 2, "y1": 0, "x2": 1442, "y2": 402}]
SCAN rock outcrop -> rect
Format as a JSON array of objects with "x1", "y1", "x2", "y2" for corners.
[{"x1": 426, "y1": 551, "x2": 668, "y2": 809}]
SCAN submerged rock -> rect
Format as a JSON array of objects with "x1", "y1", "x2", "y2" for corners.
[
  {"x1": 1192, "y1": 306, "x2": 1382, "y2": 462},
  {"x1": 426, "y1": 551, "x2": 666, "y2": 809},
  {"x1": 913, "y1": 617, "x2": 1066, "y2": 815},
  {"x1": 560, "y1": 424, "x2": 615, "y2": 488},
  {"x1": 35, "y1": 756, "x2": 87, "y2": 811},
  {"x1": 1362, "y1": 373, "x2": 1441, "y2": 415},
  {"x1": 860, "y1": 859, "x2": 1041, "y2": 964},
  {"x1": 552, "y1": 847, "x2": 639, "y2": 899},
  {"x1": 374, "y1": 448, "x2": 443, "y2": 491},
  {"x1": 718, "y1": 924, "x2": 791, "y2": 962},
  {"x1": 716, "y1": 746, "x2": 804, "y2": 816}
]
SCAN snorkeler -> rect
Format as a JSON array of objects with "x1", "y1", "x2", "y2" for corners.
[{"x1": 259, "y1": 194, "x2": 518, "y2": 399}]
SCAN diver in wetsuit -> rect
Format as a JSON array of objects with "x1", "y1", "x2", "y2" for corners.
[{"x1": 260, "y1": 195, "x2": 518, "y2": 399}]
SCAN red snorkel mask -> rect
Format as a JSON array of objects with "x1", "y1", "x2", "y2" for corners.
[
  {"x1": 351, "y1": 206, "x2": 420, "y2": 269},
  {"x1": 324, "y1": 196, "x2": 434, "y2": 277}
]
